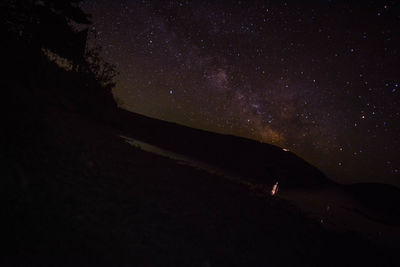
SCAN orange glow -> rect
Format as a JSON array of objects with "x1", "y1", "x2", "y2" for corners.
[{"x1": 271, "y1": 181, "x2": 279, "y2": 196}]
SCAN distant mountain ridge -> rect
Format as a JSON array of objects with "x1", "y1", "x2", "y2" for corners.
[
  {"x1": 111, "y1": 109, "x2": 400, "y2": 227},
  {"x1": 113, "y1": 109, "x2": 333, "y2": 189}
]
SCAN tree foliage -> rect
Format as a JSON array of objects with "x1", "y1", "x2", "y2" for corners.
[
  {"x1": 84, "y1": 44, "x2": 118, "y2": 90},
  {"x1": 2, "y1": 0, "x2": 118, "y2": 90},
  {"x1": 1, "y1": 0, "x2": 91, "y2": 63}
]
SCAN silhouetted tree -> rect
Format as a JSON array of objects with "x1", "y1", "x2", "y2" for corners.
[
  {"x1": 84, "y1": 43, "x2": 118, "y2": 90},
  {"x1": 1, "y1": 0, "x2": 119, "y2": 119},
  {"x1": 1, "y1": 0, "x2": 91, "y2": 65}
]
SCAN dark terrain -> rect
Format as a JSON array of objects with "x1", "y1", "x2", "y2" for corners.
[
  {"x1": 2, "y1": 95, "x2": 396, "y2": 266},
  {"x1": 2, "y1": 59, "x2": 398, "y2": 266}
]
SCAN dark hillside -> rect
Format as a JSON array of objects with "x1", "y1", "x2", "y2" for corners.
[
  {"x1": 3, "y1": 88, "x2": 396, "y2": 266},
  {"x1": 114, "y1": 109, "x2": 333, "y2": 189}
]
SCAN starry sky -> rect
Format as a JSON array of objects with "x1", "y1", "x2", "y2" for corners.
[{"x1": 81, "y1": 0, "x2": 400, "y2": 186}]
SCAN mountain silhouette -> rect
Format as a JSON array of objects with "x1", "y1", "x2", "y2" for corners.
[{"x1": 114, "y1": 109, "x2": 333, "y2": 189}]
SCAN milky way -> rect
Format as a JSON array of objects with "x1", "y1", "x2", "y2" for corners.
[{"x1": 81, "y1": 1, "x2": 400, "y2": 186}]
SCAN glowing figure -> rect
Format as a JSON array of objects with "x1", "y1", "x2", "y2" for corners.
[{"x1": 271, "y1": 181, "x2": 279, "y2": 196}]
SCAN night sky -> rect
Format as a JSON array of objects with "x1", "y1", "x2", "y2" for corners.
[{"x1": 81, "y1": 1, "x2": 400, "y2": 186}]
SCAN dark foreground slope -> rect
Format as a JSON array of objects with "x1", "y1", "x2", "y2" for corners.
[
  {"x1": 3, "y1": 90, "x2": 397, "y2": 266},
  {"x1": 1, "y1": 55, "x2": 397, "y2": 265}
]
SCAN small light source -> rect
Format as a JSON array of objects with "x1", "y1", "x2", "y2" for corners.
[
  {"x1": 282, "y1": 148, "x2": 290, "y2": 152},
  {"x1": 271, "y1": 181, "x2": 279, "y2": 196}
]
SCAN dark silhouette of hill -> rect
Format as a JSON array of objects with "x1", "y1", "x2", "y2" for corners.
[
  {"x1": 114, "y1": 109, "x2": 333, "y2": 189},
  {"x1": 113, "y1": 110, "x2": 400, "y2": 227}
]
